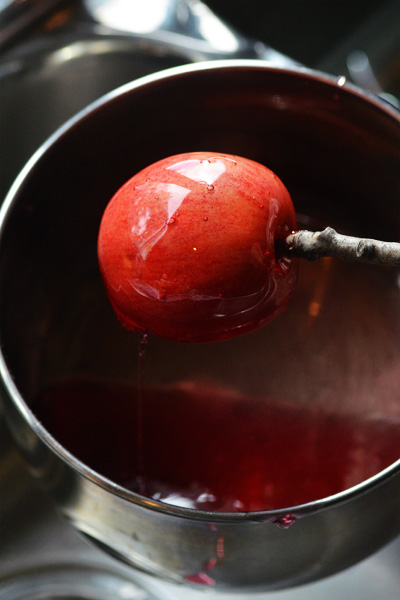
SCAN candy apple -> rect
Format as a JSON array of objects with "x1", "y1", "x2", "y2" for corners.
[{"x1": 98, "y1": 152, "x2": 298, "y2": 342}]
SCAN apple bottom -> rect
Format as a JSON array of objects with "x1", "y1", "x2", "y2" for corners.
[{"x1": 106, "y1": 266, "x2": 297, "y2": 343}]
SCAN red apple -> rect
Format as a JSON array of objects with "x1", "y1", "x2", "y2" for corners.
[{"x1": 98, "y1": 152, "x2": 297, "y2": 342}]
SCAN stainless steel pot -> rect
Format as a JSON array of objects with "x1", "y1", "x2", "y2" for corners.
[{"x1": 0, "y1": 60, "x2": 399, "y2": 592}]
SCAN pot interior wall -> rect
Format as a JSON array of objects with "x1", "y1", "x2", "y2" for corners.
[{"x1": 1, "y1": 65, "x2": 399, "y2": 413}]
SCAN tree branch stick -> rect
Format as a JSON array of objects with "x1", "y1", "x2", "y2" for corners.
[{"x1": 280, "y1": 227, "x2": 400, "y2": 267}]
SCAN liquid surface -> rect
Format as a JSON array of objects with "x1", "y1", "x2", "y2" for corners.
[{"x1": 32, "y1": 378, "x2": 400, "y2": 511}]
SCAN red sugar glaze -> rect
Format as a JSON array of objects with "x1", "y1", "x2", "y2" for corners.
[
  {"x1": 32, "y1": 379, "x2": 400, "y2": 511},
  {"x1": 97, "y1": 152, "x2": 298, "y2": 342}
]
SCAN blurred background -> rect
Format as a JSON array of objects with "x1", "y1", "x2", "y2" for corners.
[
  {"x1": 1, "y1": 0, "x2": 399, "y2": 203},
  {"x1": 209, "y1": 0, "x2": 400, "y2": 88}
]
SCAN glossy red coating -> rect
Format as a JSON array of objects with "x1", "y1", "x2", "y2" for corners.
[{"x1": 98, "y1": 152, "x2": 298, "y2": 342}]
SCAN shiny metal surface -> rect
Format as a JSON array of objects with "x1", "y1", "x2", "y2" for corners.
[
  {"x1": 0, "y1": 32, "x2": 185, "y2": 204},
  {"x1": 83, "y1": 0, "x2": 297, "y2": 65},
  {"x1": 0, "y1": 61, "x2": 399, "y2": 592},
  {"x1": 1, "y1": 421, "x2": 400, "y2": 600},
  {"x1": 0, "y1": 0, "x2": 297, "y2": 205},
  {"x1": 1, "y1": 2, "x2": 400, "y2": 596}
]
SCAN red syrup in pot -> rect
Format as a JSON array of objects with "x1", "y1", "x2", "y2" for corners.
[{"x1": 32, "y1": 378, "x2": 400, "y2": 511}]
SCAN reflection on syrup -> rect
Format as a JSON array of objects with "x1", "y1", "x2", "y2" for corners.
[
  {"x1": 167, "y1": 156, "x2": 226, "y2": 184},
  {"x1": 306, "y1": 257, "x2": 333, "y2": 320},
  {"x1": 32, "y1": 378, "x2": 400, "y2": 512},
  {"x1": 130, "y1": 181, "x2": 190, "y2": 264}
]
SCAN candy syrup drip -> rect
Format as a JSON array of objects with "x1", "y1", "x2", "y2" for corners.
[{"x1": 136, "y1": 330, "x2": 149, "y2": 493}]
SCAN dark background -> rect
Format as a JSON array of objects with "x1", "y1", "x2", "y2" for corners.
[{"x1": 207, "y1": 1, "x2": 400, "y2": 96}]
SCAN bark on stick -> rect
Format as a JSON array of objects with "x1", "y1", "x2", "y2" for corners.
[{"x1": 281, "y1": 227, "x2": 400, "y2": 267}]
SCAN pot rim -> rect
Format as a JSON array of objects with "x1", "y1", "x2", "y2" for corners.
[{"x1": 1, "y1": 58, "x2": 399, "y2": 523}]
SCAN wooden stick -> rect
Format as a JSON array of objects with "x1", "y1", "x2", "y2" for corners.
[{"x1": 280, "y1": 227, "x2": 400, "y2": 267}]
